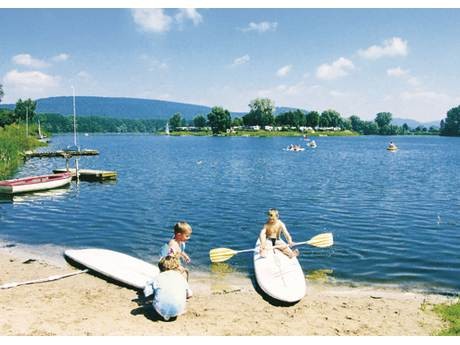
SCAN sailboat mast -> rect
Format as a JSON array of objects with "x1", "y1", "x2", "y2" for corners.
[{"x1": 71, "y1": 86, "x2": 77, "y2": 147}]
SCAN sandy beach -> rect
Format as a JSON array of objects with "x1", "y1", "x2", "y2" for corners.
[{"x1": 0, "y1": 248, "x2": 453, "y2": 336}]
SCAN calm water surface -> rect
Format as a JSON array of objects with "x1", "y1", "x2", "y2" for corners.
[{"x1": 1, "y1": 134, "x2": 459, "y2": 293}]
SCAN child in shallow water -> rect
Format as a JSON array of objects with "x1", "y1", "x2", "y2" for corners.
[
  {"x1": 159, "y1": 221, "x2": 192, "y2": 281},
  {"x1": 259, "y1": 208, "x2": 299, "y2": 259}
]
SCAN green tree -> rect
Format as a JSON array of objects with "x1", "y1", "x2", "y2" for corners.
[
  {"x1": 362, "y1": 121, "x2": 379, "y2": 135},
  {"x1": 193, "y1": 114, "x2": 207, "y2": 128},
  {"x1": 14, "y1": 99, "x2": 37, "y2": 123},
  {"x1": 169, "y1": 112, "x2": 183, "y2": 130},
  {"x1": 440, "y1": 105, "x2": 460, "y2": 136},
  {"x1": 0, "y1": 84, "x2": 4, "y2": 103},
  {"x1": 0, "y1": 109, "x2": 15, "y2": 127},
  {"x1": 207, "y1": 106, "x2": 231, "y2": 134},
  {"x1": 349, "y1": 115, "x2": 364, "y2": 133},
  {"x1": 375, "y1": 112, "x2": 393, "y2": 133},
  {"x1": 243, "y1": 98, "x2": 275, "y2": 126},
  {"x1": 305, "y1": 111, "x2": 320, "y2": 128},
  {"x1": 402, "y1": 123, "x2": 410, "y2": 133},
  {"x1": 340, "y1": 117, "x2": 352, "y2": 130},
  {"x1": 319, "y1": 109, "x2": 342, "y2": 127},
  {"x1": 232, "y1": 117, "x2": 243, "y2": 127},
  {"x1": 321, "y1": 109, "x2": 342, "y2": 127},
  {"x1": 276, "y1": 109, "x2": 305, "y2": 128}
]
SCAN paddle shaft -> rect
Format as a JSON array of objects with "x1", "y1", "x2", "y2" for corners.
[{"x1": 0, "y1": 269, "x2": 89, "y2": 289}]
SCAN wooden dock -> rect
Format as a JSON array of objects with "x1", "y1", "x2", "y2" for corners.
[
  {"x1": 24, "y1": 149, "x2": 99, "y2": 159},
  {"x1": 53, "y1": 168, "x2": 117, "y2": 182}
]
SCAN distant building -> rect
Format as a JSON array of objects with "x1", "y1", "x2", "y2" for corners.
[{"x1": 315, "y1": 126, "x2": 341, "y2": 131}]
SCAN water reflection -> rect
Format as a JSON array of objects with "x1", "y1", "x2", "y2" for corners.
[{"x1": 0, "y1": 187, "x2": 70, "y2": 204}]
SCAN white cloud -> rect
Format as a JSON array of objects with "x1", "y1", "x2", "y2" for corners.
[
  {"x1": 407, "y1": 77, "x2": 420, "y2": 87},
  {"x1": 77, "y1": 71, "x2": 92, "y2": 81},
  {"x1": 358, "y1": 37, "x2": 408, "y2": 59},
  {"x1": 240, "y1": 21, "x2": 278, "y2": 33},
  {"x1": 387, "y1": 67, "x2": 408, "y2": 77},
  {"x1": 131, "y1": 8, "x2": 203, "y2": 33},
  {"x1": 2, "y1": 70, "x2": 60, "y2": 101},
  {"x1": 330, "y1": 90, "x2": 346, "y2": 97},
  {"x1": 52, "y1": 53, "x2": 70, "y2": 62},
  {"x1": 140, "y1": 55, "x2": 169, "y2": 71},
  {"x1": 12, "y1": 54, "x2": 49, "y2": 68},
  {"x1": 387, "y1": 67, "x2": 420, "y2": 87},
  {"x1": 232, "y1": 54, "x2": 250, "y2": 66},
  {"x1": 316, "y1": 57, "x2": 354, "y2": 80},
  {"x1": 131, "y1": 9, "x2": 173, "y2": 33},
  {"x1": 400, "y1": 90, "x2": 449, "y2": 101},
  {"x1": 276, "y1": 65, "x2": 292, "y2": 77},
  {"x1": 175, "y1": 9, "x2": 203, "y2": 26}
]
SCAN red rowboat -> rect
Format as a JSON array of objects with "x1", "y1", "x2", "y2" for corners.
[{"x1": 0, "y1": 173, "x2": 72, "y2": 194}]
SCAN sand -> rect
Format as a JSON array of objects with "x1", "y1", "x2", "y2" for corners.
[{"x1": 0, "y1": 248, "x2": 453, "y2": 336}]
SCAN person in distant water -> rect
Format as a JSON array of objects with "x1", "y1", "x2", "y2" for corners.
[
  {"x1": 160, "y1": 221, "x2": 192, "y2": 281},
  {"x1": 388, "y1": 141, "x2": 397, "y2": 149},
  {"x1": 259, "y1": 208, "x2": 299, "y2": 258}
]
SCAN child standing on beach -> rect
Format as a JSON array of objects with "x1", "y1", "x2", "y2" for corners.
[
  {"x1": 160, "y1": 221, "x2": 192, "y2": 281},
  {"x1": 259, "y1": 208, "x2": 299, "y2": 258}
]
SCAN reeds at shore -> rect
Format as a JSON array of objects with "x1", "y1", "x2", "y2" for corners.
[{"x1": 0, "y1": 124, "x2": 44, "y2": 180}]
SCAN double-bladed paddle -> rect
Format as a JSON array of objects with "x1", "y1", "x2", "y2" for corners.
[{"x1": 209, "y1": 232, "x2": 333, "y2": 263}]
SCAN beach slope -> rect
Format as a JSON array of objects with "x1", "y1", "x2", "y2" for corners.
[{"x1": 0, "y1": 252, "x2": 450, "y2": 336}]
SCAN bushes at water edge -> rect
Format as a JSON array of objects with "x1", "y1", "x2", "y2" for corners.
[{"x1": 0, "y1": 124, "x2": 44, "y2": 180}]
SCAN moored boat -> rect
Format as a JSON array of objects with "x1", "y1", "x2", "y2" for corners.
[{"x1": 0, "y1": 172, "x2": 72, "y2": 194}]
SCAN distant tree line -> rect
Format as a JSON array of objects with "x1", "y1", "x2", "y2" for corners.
[
  {"x1": 37, "y1": 113, "x2": 166, "y2": 133},
  {"x1": 168, "y1": 97, "x2": 440, "y2": 135},
  {"x1": 0, "y1": 85, "x2": 446, "y2": 136}
]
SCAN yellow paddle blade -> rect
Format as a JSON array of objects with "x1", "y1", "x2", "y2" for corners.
[
  {"x1": 306, "y1": 232, "x2": 333, "y2": 248},
  {"x1": 209, "y1": 248, "x2": 238, "y2": 263}
]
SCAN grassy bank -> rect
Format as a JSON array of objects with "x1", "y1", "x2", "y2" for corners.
[
  {"x1": 434, "y1": 300, "x2": 460, "y2": 335},
  {"x1": 0, "y1": 124, "x2": 45, "y2": 180},
  {"x1": 161, "y1": 130, "x2": 358, "y2": 137}
]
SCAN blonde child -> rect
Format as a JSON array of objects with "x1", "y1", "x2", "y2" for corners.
[
  {"x1": 259, "y1": 208, "x2": 299, "y2": 258},
  {"x1": 144, "y1": 255, "x2": 192, "y2": 321},
  {"x1": 160, "y1": 221, "x2": 192, "y2": 281}
]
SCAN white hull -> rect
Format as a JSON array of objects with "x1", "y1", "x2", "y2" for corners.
[
  {"x1": 64, "y1": 248, "x2": 160, "y2": 289},
  {"x1": 254, "y1": 239, "x2": 306, "y2": 302},
  {"x1": 0, "y1": 175, "x2": 72, "y2": 194}
]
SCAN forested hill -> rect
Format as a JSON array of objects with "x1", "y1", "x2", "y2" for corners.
[{"x1": 0, "y1": 96, "x2": 214, "y2": 120}]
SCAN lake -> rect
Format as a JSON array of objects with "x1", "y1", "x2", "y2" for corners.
[{"x1": 1, "y1": 134, "x2": 459, "y2": 294}]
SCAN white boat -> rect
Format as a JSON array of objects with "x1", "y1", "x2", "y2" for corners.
[
  {"x1": 37, "y1": 120, "x2": 50, "y2": 143},
  {"x1": 165, "y1": 122, "x2": 170, "y2": 135},
  {"x1": 253, "y1": 239, "x2": 306, "y2": 303},
  {"x1": 0, "y1": 173, "x2": 72, "y2": 194},
  {"x1": 308, "y1": 140, "x2": 317, "y2": 148},
  {"x1": 286, "y1": 145, "x2": 304, "y2": 152}
]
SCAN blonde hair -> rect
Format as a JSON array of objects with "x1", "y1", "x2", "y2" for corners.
[
  {"x1": 267, "y1": 208, "x2": 279, "y2": 218},
  {"x1": 174, "y1": 221, "x2": 192, "y2": 235},
  {"x1": 158, "y1": 255, "x2": 180, "y2": 272}
]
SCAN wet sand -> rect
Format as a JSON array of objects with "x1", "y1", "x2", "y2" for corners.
[{"x1": 0, "y1": 249, "x2": 452, "y2": 336}]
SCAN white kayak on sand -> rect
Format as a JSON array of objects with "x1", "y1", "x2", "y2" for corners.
[
  {"x1": 253, "y1": 239, "x2": 306, "y2": 303},
  {"x1": 64, "y1": 248, "x2": 160, "y2": 289}
]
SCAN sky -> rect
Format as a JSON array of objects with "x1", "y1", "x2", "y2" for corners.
[{"x1": 1, "y1": 6, "x2": 460, "y2": 122}]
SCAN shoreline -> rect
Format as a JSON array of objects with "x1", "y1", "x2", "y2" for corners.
[{"x1": 0, "y1": 247, "x2": 454, "y2": 335}]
